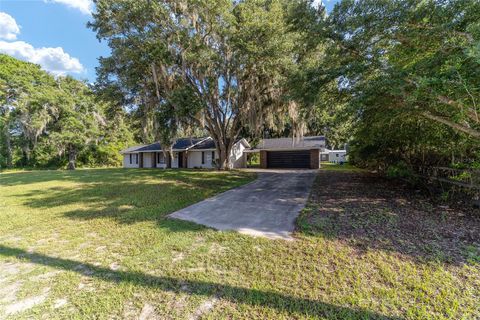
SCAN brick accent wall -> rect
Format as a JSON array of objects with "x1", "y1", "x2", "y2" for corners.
[
  {"x1": 310, "y1": 149, "x2": 320, "y2": 169},
  {"x1": 260, "y1": 150, "x2": 267, "y2": 169}
]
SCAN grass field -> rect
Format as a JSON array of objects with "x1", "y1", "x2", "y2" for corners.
[
  {"x1": 320, "y1": 162, "x2": 364, "y2": 172},
  {"x1": 0, "y1": 168, "x2": 479, "y2": 319}
]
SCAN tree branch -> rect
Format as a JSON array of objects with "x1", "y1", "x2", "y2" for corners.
[{"x1": 422, "y1": 111, "x2": 480, "y2": 139}]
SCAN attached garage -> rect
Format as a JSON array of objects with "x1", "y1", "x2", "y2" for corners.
[
  {"x1": 255, "y1": 136, "x2": 326, "y2": 169},
  {"x1": 266, "y1": 150, "x2": 311, "y2": 169}
]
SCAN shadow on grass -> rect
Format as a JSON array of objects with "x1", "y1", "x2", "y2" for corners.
[
  {"x1": 297, "y1": 170, "x2": 480, "y2": 266},
  {"x1": 0, "y1": 245, "x2": 402, "y2": 319},
  {"x1": 4, "y1": 169, "x2": 253, "y2": 229},
  {"x1": 0, "y1": 168, "x2": 252, "y2": 187}
]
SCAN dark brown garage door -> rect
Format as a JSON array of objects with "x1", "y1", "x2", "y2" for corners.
[{"x1": 267, "y1": 150, "x2": 310, "y2": 168}]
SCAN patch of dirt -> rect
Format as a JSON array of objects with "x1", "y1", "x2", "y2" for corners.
[
  {"x1": 0, "y1": 262, "x2": 21, "y2": 280},
  {"x1": 172, "y1": 252, "x2": 184, "y2": 263},
  {"x1": 95, "y1": 246, "x2": 107, "y2": 252},
  {"x1": 0, "y1": 282, "x2": 21, "y2": 303},
  {"x1": 189, "y1": 298, "x2": 218, "y2": 320},
  {"x1": 299, "y1": 170, "x2": 480, "y2": 265},
  {"x1": 109, "y1": 262, "x2": 121, "y2": 271},
  {"x1": 53, "y1": 298, "x2": 68, "y2": 309},
  {"x1": 138, "y1": 303, "x2": 157, "y2": 320},
  {"x1": 0, "y1": 235, "x2": 23, "y2": 243},
  {"x1": 4, "y1": 287, "x2": 50, "y2": 315},
  {"x1": 29, "y1": 271, "x2": 61, "y2": 282},
  {"x1": 208, "y1": 243, "x2": 227, "y2": 255},
  {"x1": 77, "y1": 276, "x2": 96, "y2": 292}
]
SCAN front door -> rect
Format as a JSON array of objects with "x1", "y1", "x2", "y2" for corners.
[{"x1": 178, "y1": 152, "x2": 184, "y2": 168}]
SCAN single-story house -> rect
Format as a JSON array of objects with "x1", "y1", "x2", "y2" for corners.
[
  {"x1": 121, "y1": 137, "x2": 250, "y2": 169},
  {"x1": 250, "y1": 136, "x2": 327, "y2": 169}
]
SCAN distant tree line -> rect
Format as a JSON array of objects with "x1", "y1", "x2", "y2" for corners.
[
  {"x1": 2, "y1": 0, "x2": 479, "y2": 173},
  {"x1": 0, "y1": 54, "x2": 133, "y2": 169}
]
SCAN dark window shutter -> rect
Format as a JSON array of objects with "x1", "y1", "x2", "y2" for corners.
[
  {"x1": 201, "y1": 152, "x2": 205, "y2": 164},
  {"x1": 129, "y1": 154, "x2": 132, "y2": 164}
]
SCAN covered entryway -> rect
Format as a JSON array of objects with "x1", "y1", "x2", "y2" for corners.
[{"x1": 266, "y1": 150, "x2": 311, "y2": 169}]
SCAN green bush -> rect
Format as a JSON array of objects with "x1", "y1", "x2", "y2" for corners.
[{"x1": 386, "y1": 162, "x2": 414, "y2": 179}]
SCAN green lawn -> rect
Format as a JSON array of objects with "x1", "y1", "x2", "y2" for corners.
[
  {"x1": 320, "y1": 162, "x2": 364, "y2": 172},
  {"x1": 0, "y1": 168, "x2": 479, "y2": 319}
]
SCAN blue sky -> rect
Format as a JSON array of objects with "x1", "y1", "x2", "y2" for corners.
[{"x1": 0, "y1": 0, "x2": 338, "y2": 83}]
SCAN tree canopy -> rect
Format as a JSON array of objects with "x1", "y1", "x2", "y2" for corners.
[
  {"x1": 292, "y1": 0, "x2": 480, "y2": 171},
  {"x1": 90, "y1": 0, "x2": 307, "y2": 169},
  {"x1": 0, "y1": 54, "x2": 133, "y2": 169},
  {"x1": 2, "y1": 0, "x2": 479, "y2": 174}
]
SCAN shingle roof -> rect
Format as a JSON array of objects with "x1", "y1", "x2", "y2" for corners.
[
  {"x1": 121, "y1": 137, "x2": 208, "y2": 153},
  {"x1": 121, "y1": 137, "x2": 250, "y2": 153},
  {"x1": 173, "y1": 137, "x2": 206, "y2": 149},
  {"x1": 191, "y1": 137, "x2": 250, "y2": 150},
  {"x1": 256, "y1": 136, "x2": 326, "y2": 150},
  {"x1": 120, "y1": 144, "x2": 147, "y2": 153},
  {"x1": 135, "y1": 142, "x2": 162, "y2": 152},
  {"x1": 191, "y1": 138, "x2": 216, "y2": 150}
]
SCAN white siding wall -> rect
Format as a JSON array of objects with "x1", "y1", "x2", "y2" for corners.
[
  {"x1": 123, "y1": 141, "x2": 247, "y2": 169},
  {"x1": 123, "y1": 153, "x2": 139, "y2": 168},
  {"x1": 143, "y1": 152, "x2": 152, "y2": 168},
  {"x1": 230, "y1": 142, "x2": 246, "y2": 168},
  {"x1": 187, "y1": 151, "x2": 216, "y2": 168},
  {"x1": 329, "y1": 151, "x2": 347, "y2": 162}
]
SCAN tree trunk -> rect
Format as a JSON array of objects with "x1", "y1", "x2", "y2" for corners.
[
  {"x1": 4, "y1": 126, "x2": 12, "y2": 168},
  {"x1": 67, "y1": 146, "x2": 77, "y2": 170},
  {"x1": 167, "y1": 146, "x2": 175, "y2": 169},
  {"x1": 3, "y1": 109, "x2": 13, "y2": 168},
  {"x1": 162, "y1": 149, "x2": 172, "y2": 169},
  {"x1": 215, "y1": 137, "x2": 233, "y2": 170}
]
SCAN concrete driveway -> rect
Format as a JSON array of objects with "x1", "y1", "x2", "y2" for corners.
[{"x1": 169, "y1": 169, "x2": 317, "y2": 240}]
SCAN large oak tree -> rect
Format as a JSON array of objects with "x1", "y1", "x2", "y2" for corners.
[{"x1": 91, "y1": 0, "x2": 303, "y2": 169}]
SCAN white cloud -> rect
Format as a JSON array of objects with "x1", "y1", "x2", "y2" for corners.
[
  {"x1": 45, "y1": 0, "x2": 94, "y2": 15},
  {"x1": 0, "y1": 12, "x2": 20, "y2": 40},
  {"x1": 0, "y1": 41, "x2": 85, "y2": 76}
]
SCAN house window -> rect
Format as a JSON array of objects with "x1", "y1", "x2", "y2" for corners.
[
  {"x1": 336, "y1": 154, "x2": 339, "y2": 157},
  {"x1": 201, "y1": 152, "x2": 205, "y2": 164},
  {"x1": 135, "y1": 154, "x2": 138, "y2": 164},
  {"x1": 129, "y1": 154, "x2": 132, "y2": 164},
  {"x1": 211, "y1": 151, "x2": 215, "y2": 161}
]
